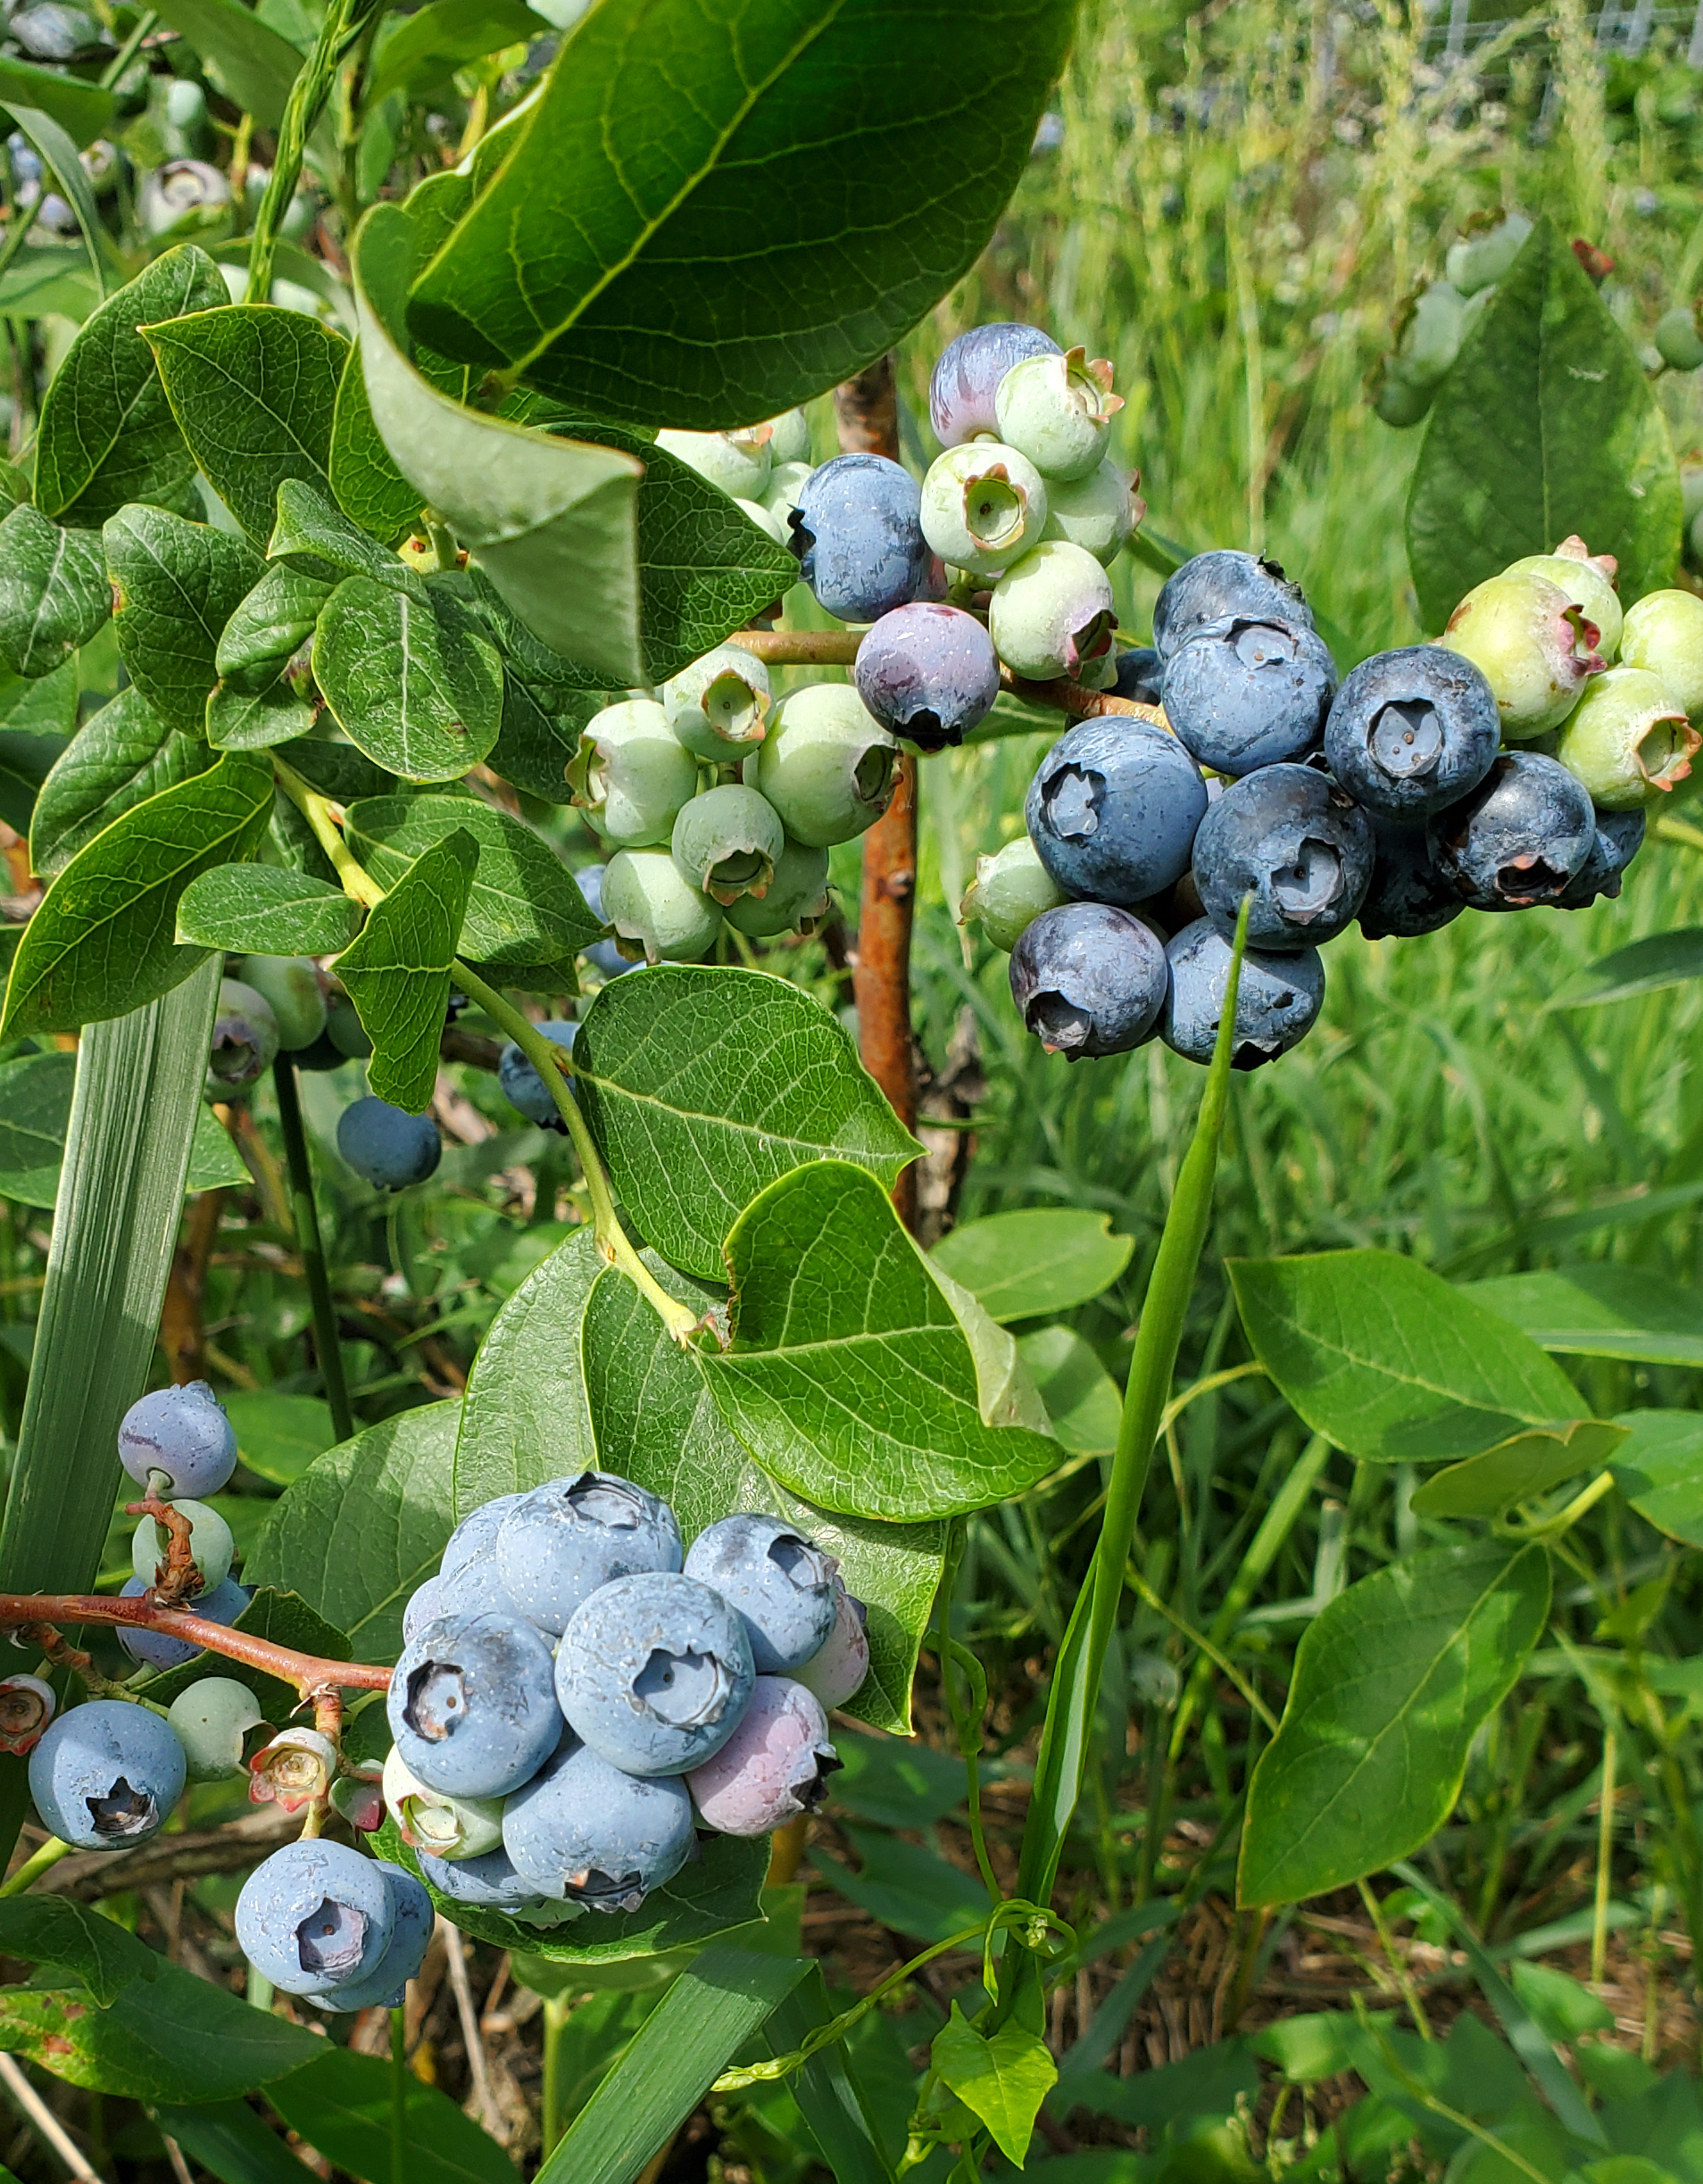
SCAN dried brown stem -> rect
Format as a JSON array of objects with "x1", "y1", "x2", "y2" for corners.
[
  {"x1": 123, "y1": 1498, "x2": 202, "y2": 1607},
  {"x1": 162, "y1": 1185, "x2": 228, "y2": 1385},
  {"x1": 0, "y1": 1598, "x2": 391, "y2": 1693},
  {"x1": 12, "y1": 1623, "x2": 129, "y2": 1703}
]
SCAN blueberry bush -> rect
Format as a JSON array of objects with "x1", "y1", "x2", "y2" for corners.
[{"x1": 0, "y1": 2, "x2": 1701, "y2": 2180}]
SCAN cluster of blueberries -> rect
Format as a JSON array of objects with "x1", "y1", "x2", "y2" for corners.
[{"x1": 964, "y1": 538, "x2": 1703, "y2": 1067}]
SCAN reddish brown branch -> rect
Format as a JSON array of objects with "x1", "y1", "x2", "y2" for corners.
[
  {"x1": 725, "y1": 629, "x2": 1166, "y2": 727},
  {"x1": 0, "y1": 1598, "x2": 392, "y2": 1693},
  {"x1": 162, "y1": 1185, "x2": 228, "y2": 1384},
  {"x1": 124, "y1": 1498, "x2": 202, "y2": 1607}
]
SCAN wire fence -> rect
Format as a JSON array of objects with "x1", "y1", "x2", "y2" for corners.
[{"x1": 1416, "y1": 0, "x2": 1703, "y2": 64}]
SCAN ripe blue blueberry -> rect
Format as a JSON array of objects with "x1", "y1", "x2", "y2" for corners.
[
  {"x1": 417, "y1": 1843, "x2": 541, "y2": 1910},
  {"x1": 117, "y1": 1575, "x2": 250, "y2": 1670},
  {"x1": 555, "y1": 1571, "x2": 755, "y2": 1777},
  {"x1": 1558, "y1": 807, "x2": 1646, "y2": 909},
  {"x1": 313, "y1": 1863, "x2": 434, "y2": 2013},
  {"x1": 1192, "y1": 763, "x2": 1375, "y2": 950},
  {"x1": 1163, "y1": 618, "x2": 1338, "y2": 776},
  {"x1": 687, "y1": 1677, "x2": 841, "y2": 1836},
  {"x1": 1357, "y1": 821, "x2": 1466, "y2": 940},
  {"x1": 1110, "y1": 647, "x2": 1163, "y2": 704},
  {"x1": 574, "y1": 863, "x2": 636, "y2": 982},
  {"x1": 1026, "y1": 718, "x2": 1208, "y2": 905},
  {"x1": 789, "y1": 454, "x2": 930, "y2": 624},
  {"x1": 1009, "y1": 901, "x2": 1168, "y2": 1060},
  {"x1": 496, "y1": 1472, "x2": 684, "y2": 1638},
  {"x1": 498, "y1": 1021, "x2": 577, "y2": 1129},
  {"x1": 929, "y1": 322, "x2": 1061, "y2": 446},
  {"x1": 1151, "y1": 551, "x2": 1314, "y2": 664},
  {"x1": 432, "y1": 1545, "x2": 532, "y2": 1631},
  {"x1": 440, "y1": 1492, "x2": 527, "y2": 1579},
  {"x1": 337, "y1": 1097, "x2": 441, "y2": 1191},
  {"x1": 386, "y1": 1610, "x2": 563, "y2": 1799},
  {"x1": 503, "y1": 1737, "x2": 696, "y2": 1910},
  {"x1": 207, "y1": 978, "x2": 279, "y2": 1094},
  {"x1": 854, "y1": 603, "x2": 1001, "y2": 750},
  {"x1": 793, "y1": 1582, "x2": 870, "y2": 1709},
  {"x1": 1425, "y1": 751, "x2": 1597, "y2": 909},
  {"x1": 28, "y1": 1699, "x2": 187, "y2": 1849},
  {"x1": 684, "y1": 1515, "x2": 839, "y2": 1674},
  {"x1": 235, "y1": 1838, "x2": 395, "y2": 1997},
  {"x1": 119, "y1": 1378, "x2": 238, "y2": 1497},
  {"x1": 1160, "y1": 919, "x2": 1326, "y2": 1070},
  {"x1": 1323, "y1": 645, "x2": 1499, "y2": 820}
]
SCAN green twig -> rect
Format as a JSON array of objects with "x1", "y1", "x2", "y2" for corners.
[
  {"x1": 390, "y1": 2005, "x2": 406, "y2": 2184},
  {"x1": 99, "y1": 6, "x2": 157, "y2": 88},
  {"x1": 0, "y1": 1835, "x2": 71, "y2": 1896},
  {"x1": 272, "y1": 1054, "x2": 353, "y2": 1444},
  {"x1": 248, "y1": 0, "x2": 377, "y2": 301}
]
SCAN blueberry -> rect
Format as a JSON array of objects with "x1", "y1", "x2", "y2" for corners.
[
  {"x1": 568, "y1": 699, "x2": 699, "y2": 850},
  {"x1": 600, "y1": 848, "x2": 723, "y2": 965},
  {"x1": 28, "y1": 1699, "x2": 187, "y2": 1849},
  {"x1": 1426, "y1": 751, "x2": 1598, "y2": 909},
  {"x1": 853, "y1": 603, "x2": 1001, "y2": 750},
  {"x1": 496, "y1": 1471, "x2": 684, "y2": 1638},
  {"x1": 555, "y1": 1571, "x2": 755, "y2": 1778},
  {"x1": 381, "y1": 1744, "x2": 504, "y2": 1861},
  {"x1": 762, "y1": 460, "x2": 815, "y2": 527},
  {"x1": 433, "y1": 1545, "x2": 532, "y2": 1631},
  {"x1": 1503, "y1": 538, "x2": 1623, "y2": 660},
  {"x1": 137, "y1": 158, "x2": 228, "y2": 241},
  {"x1": 760, "y1": 409, "x2": 811, "y2": 467},
  {"x1": 235, "y1": 1839, "x2": 395, "y2": 1997},
  {"x1": 440, "y1": 1493, "x2": 527, "y2": 1579},
  {"x1": 503, "y1": 1738, "x2": 696, "y2": 1910},
  {"x1": 207, "y1": 978, "x2": 278, "y2": 1095},
  {"x1": 325, "y1": 987, "x2": 372, "y2": 1059},
  {"x1": 1191, "y1": 763, "x2": 1374, "y2": 950},
  {"x1": 1110, "y1": 647, "x2": 1163, "y2": 705},
  {"x1": 1026, "y1": 718, "x2": 1208, "y2": 905},
  {"x1": 1151, "y1": 551, "x2": 1314, "y2": 664},
  {"x1": 386, "y1": 1609, "x2": 562, "y2": 1799},
  {"x1": 1160, "y1": 918, "x2": 1326, "y2": 1070},
  {"x1": 722, "y1": 835, "x2": 831, "y2": 939},
  {"x1": 1554, "y1": 667, "x2": 1698, "y2": 809},
  {"x1": 919, "y1": 442, "x2": 1049, "y2": 577},
  {"x1": 131, "y1": 1497, "x2": 234, "y2": 1591},
  {"x1": 1444, "y1": 212, "x2": 1532, "y2": 295},
  {"x1": 1618, "y1": 588, "x2": 1703, "y2": 717},
  {"x1": 687, "y1": 1677, "x2": 841, "y2": 1836},
  {"x1": 754, "y1": 684, "x2": 899, "y2": 848},
  {"x1": 959, "y1": 835, "x2": 1067, "y2": 952},
  {"x1": 684, "y1": 1515, "x2": 839, "y2": 1673},
  {"x1": 993, "y1": 346, "x2": 1124, "y2": 483},
  {"x1": 336, "y1": 1097, "x2": 442, "y2": 1191},
  {"x1": 929, "y1": 323, "x2": 1061, "y2": 446},
  {"x1": 672, "y1": 785, "x2": 785, "y2": 905},
  {"x1": 117, "y1": 1575, "x2": 249, "y2": 1671},
  {"x1": 240, "y1": 958, "x2": 327, "y2": 1052},
  {"x1": 661, "y1": 643, "x2": 772, "y2": 762},
  {"x1": 498, "y1": 1020, "x2": 577, "y2": 1128},
  {"x1": 1164, "y1": 617, "x2": 1338, "y2": 776},
  {"x1": 119, "y1": 1378, "x2": 238, "y2": 1497},
  {"x1": 1323, "y1": 645, "x2": 1499, "y2": 820},
  {"x1": 1557, "y1": 807, "x2": 1646, "y2": 909},
  {"x1": 165, "y1": 1678, "x2": 262, "y2": 1780},
  {"x1": 1357, "y1": 821, "x2": 1466, "y2": 940},
  {"x1": 1440, "y1": 572, "x2": 1605, "y2": 740},
  {"x1": 1656, "y1": 303, "x2": 1703, "y2": 372},
  {"x1": 314, "y1": 1863, "x2": 434, "y2": 2013},
  {"x1": 789, "y1": 454, "x2": 929, "y2": 623},
  {"x1": 573, "y1": 863, "x2": 636, "y2": 982},
  {"x1": 1040, "y1": 457, "x2": 1142, "y2": 565},
  {"x1": 0, "y1": 1673, "x2": 55, "y2": 1756},
  {"x1": 989, "y1": 540, "x2": 1117, "y2": 682},
  {"x1": 1009, "y1": 901, "x2": 1168, "y2": 1060},
  {"x1": 793, "y1": 1583, "x2": 870, "y2": 1709},
  {"x1": 417, "y1": 1843, "x2": 541, "y2": 1910},
  {"x1": 654, "y1": 427, "x2": 772, "y2": 500}
]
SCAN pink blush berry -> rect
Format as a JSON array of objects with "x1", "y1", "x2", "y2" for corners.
[{"x1": 687, "y1": 1678, "x2": 840, "y2": 1836}]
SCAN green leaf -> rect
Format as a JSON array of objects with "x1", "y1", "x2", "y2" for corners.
[
  {"x1": 347, "y1": 792, "x2": 598, "y2": 970},
  {"x1": 30, "y1": 688, "x2": 215, "y2": 880},
  {"x1": 146, "y1": 0, "x2": 308, "y2": 127},
  {"x1": 205, "y1": 671, "x2": 317, "y2": 752},
  {"x1": 1549, "y1": 927, "x2": 1703, "y2": 1009},
  {"x1": 0, "y1": 1894, "x2": 158, "y2": 2006},
  {"x1": 1228, "y1": 1250, "x2": 1583, "y2": 1464},
  {"x1": 702, "y1": 1161, "x2": 1059, "y2": 1521},
  {"x1": 352, "y1": 202, "x2": 644, "y2": 686},
  {"x1": 216, "y1": 561, "x2": 336, "y2": 690},
  {"x1": 368, "y1": 0, "x2": 548, "y2": 105},
  {"x1": 405, "y1": 0, "x2": 1077, "y2": 428},
  {"x1": 932, "y1": 1208, "x2": 1134, "y2": 1325},
  {"x1": 104, "y1": 504, "x2": 266, "y2": 734},
  {"x1": 1015, "y1": 1325, "x2": 1123, "y2": 1458},
  {"x1": 0, "y1": 248, "x2": 97, "y2": 323},
  {"x1": 267, "y1": 2048, "x2": 515, "y2": 2184},
  {"x1": 34, "y1": 246, "x2": 227, "y2": 529},
  {"x1": 0, "y1": 721, "x2": 69, "y2": 835},
  {"x1": 328, "y1": 343, "x2": 422, "y2": 542},
  {"x1": 269, "y1": 477, "x2": 422, "y2": 592},
  {"x1": 1408, "y1": 1418, "x2": 1627, "y2": 1519},
  {"x1": 7, "y1": 104, "x2": 104, "y2": 296},
  {"x1": 275, "y1": 733, "x2": 396, "y2": 806},
  {"x1": 146, "y1": 305, "x2": 351, "y2": 547},
  {"x1": 932, "y1": 2005, "x2": 1057, "y2": 2167},
  {"x1": 0, "y1": 1049, "x2": 76, "y2": 1205},
  {"x1": 175, "y1": 865, "x2": 361, "y2": 954},
  {"x1": 1407, "y1": 218, "x2": 1680, "y2": 629},
  {"x1": 0, "y1": 56, "x2": 112, "y2": 146},
  {"x1": 187, "y1": 1101, "x2": 247, "y2": 1191},
  {"x1": 132, "y1": 1585, "x2": 352, "y2": 1720},
  {"x1": 223, "y1": 1389, "x2": 336, "y2": 1486},
  {"x1": 1611, "y1": 1409, "x2": 1703, "y2": 1548},
  {"x1": 336, "y1": 827, "x2": 477, "y2": 1109},
  {"x1": 1467, "y1": 1266, "x2": 1703, "y2": 1367},
  {"x1": 1238, "y1": 1541, "x2": 1551, "y2": 1906},
  {"x1": 149, "y1": 2100, "x2": 321, "y2": 2184},
  {"x1": 490, "y1": 674, "x2": 594, "y2": 802},
  {"x1": 535, "y1": 1947, "x2": 810, "y2": 2180},
  {"x1": 575, "y1": 967, "x2": 919, "y2": 1282},
  {"x1": 0, "y1": 506, "x2": 111, "y2": 677},
  {"x1": 245, "y1": 1401, "x2": 459, "y2": 1662},
  {"x1": 2, "y1": 751, "x2": 274, "y2": 1039},
  {"x1": 313, "y1": 576, "x2": 503, "y2": 780}
]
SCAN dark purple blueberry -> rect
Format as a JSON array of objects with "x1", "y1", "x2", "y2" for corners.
[
  {"x1": 1557, "y1": 807, "x2": 1646, "y2": 909},
  {"x1": 929, "y1": 322, "x2": 1062, "y2": 446},
  {"x1": 1026, "y1": 718, "x2": 1208, "y2": 905},
  {"x1": 853, "y1": 602, "x2": 1000, "y2": 750},
  {"x1": 1324, "y1": 645, "x2": 1499, "y2": 821},
  {"x1": 1151, "y1": 550, "x2": 1314, "y2": 663},
  {"x1": 1426, "y1": 751, "x2": 1597, "y2": 909},
  {"x1": 1009, "y1": 901, "x2": 1168, "y2": 1060},
  {"x1": 789, "y1": 455, "x2": 929, "y2": 624},
  {"x1": 1192, "y1": 763, "x2": 1374, "y2": 950},
  {"x1": 1357, "y1": 821, "x2": 1466, "y2": 939},
  {"x1": 1163, "y1": 617, "x2": 1337, "y2": 776},
  {"x1": 1160, "y1": 918, "x2": 1325, "y2": 1070},
  {"x1": 1110, "y1": 647, "x2": 1163, "y2": 704}
]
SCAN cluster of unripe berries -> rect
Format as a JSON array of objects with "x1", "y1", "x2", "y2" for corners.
[
  {"x1": 1373, "y1": 212, "x2": 1533, "y2": 429},
  {"x1": 964, "y1": 538, "x2": 1701, "y2": 1067}
]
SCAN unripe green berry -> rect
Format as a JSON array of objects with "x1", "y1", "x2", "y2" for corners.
[
  {"x1": 1395, "y1": 280, "x2": 1466, "y2": 390},
  {"x1": 988, "y1": 539, "x2": 1117, "y2": 681},
  {"x1": 1691, "y1": 506, "x2": 1703, "y2": 576},
  {"x1": 1555, "y1": 666, "x2": 1699, "y2": 809},
  {"x1": 959, "y1": 836, "x2": 1068, "y2": 951},
  {"x1": 381, "y1": 1744, "x2": 504, "y2": 1860},
  {"x1": 1444, "y1": 212, "x2": 1532, "y2": 296},
  {"x1": 671, "y1": 784, "x2": 785, "y2": 904},
  {"x1": 994, "y1": 346, "x2": 1124, "y2": 482},
  {"x1": 601, "y1": 847, "x2": 724, "y2": 963},
  {"x1": 655, "y1": 426, "x2": 772, "y2": 499},
  {"x1": 662, "y1": 643, "x2": 773, "y2": 760},
  {"x1": 324, "y1": 987, "x2": 371, "y2": 1059},
  {"x1": 1038, "y1": 458, "x2": 1141, "y2": 565},
  {"x1": 735, "y1": 496, "x2": 790, "y2": 547},
  {"x1": 1682, "y1": 467, "x2": 1703, "y2": 530},
  {"x1": 167, "y1": 1677, "x2": 262, "y2": 1779},
  {"x1": 569, "y1": 699, "x2": 699, "y2": 848},
  {"x1": 207, "y1": 978, "x2": 278, "y2": 1093},
  {"x1": 763, "y1": 460, "x2": 815, "y2": 521},
  {"x1": 241, "y1": 956, "x2": 327, "y2": 1051},
  {"x1": 920, "y1": 441, "x2": 1049, "y2": 577},
  {"x1": 1440, "y1": 570, "x2": 1605, "y2": 738},
  {"x1": 724, "y1": 835, "x2": 831, "y2": 937},
  {"x1": 1502, "y1": 536, "x2": 1622, "y2": 660},
  {"x1": 132, "y1": 1498, "x2": 235, "y2": 1590},
  {"x1": 1656, "y1": 303, "x2": 1703, "y2": 373},
  {"x1": 754, "y1": 683, "x2": 899, "y2": 847},
  {"x1": 1373, "y1": 366, "x2": 1434, "y2": 429},
  {"x1": 1618, "y1": 588, "x2": 1703, "y2": 717},
  {"x1": 760, "y1": 409, "x2": 811, "y2": 466}
]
